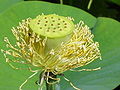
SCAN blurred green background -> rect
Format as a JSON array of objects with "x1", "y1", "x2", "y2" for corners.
[
  {"x1": 0, "y1": 0, "x2": 120, "y2": 90},
  {"x1": 24, "y1": 0, "x2": 120, "y2": 21}
]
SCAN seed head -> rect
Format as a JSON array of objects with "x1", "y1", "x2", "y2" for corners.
[{"x1": 29, "y1": 14, "x2": 75, "y2": 38}]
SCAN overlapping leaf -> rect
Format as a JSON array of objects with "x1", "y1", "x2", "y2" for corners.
[{"x1": 0, "y1": 0, "x2": 23, "y2": 13}]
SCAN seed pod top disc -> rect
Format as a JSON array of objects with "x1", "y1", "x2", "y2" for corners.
[{"x1": 29, "y1": 14, "x2": 75, "y2": 38}]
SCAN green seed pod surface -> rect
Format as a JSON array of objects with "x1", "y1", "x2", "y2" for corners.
[{"x1": 29, "y1": 14, "x2": 75, "y2": 38}]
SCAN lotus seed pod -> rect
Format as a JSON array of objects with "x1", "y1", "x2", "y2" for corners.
[{"x1": 29, "y1": 14, "x2": 75, "y2": 38}]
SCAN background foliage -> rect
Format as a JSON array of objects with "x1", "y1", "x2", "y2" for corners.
[{"x1": 25, "y1": 0, "x2": 120, "y2": 21}]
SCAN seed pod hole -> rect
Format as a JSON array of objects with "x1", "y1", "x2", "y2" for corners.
[
  {"x1": 47, "y1": 29, "x2": 49, "y2": 32},
  {"x1": 58, "y1": 18, "x2": 61, "y2": 20},
  {"x1": 44, "y1": 17, "x2": 47, "y2": 19},
  {"x1": 59, "y1": 29, "x2": 62, "y2": 31},
  {"x1": 52, "y1": 20, "x2": 55, "y2": 22},
  {"x1": 64, "y1": 26, "x2": 67, "y2": 28},
  {"x1": 64, "y1": 23, "x2": 67, "y2": 25},
  {"x1": 46, "y1": 21, "x2": 48, "y2": 23},
  {"x1": 51, "y1": 24, "x2": 53, "y2": 26}
]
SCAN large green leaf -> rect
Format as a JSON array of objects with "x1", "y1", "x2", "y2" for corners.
[
  {"x1": 0, "y1": 1, "x2": 120, "y2": 90},
  {"x1": 60, "y1": 17, "x2": 120, "y2": 90},
  {"x1": 0, "y1": 0, "x2": 23, "y2": 13}
]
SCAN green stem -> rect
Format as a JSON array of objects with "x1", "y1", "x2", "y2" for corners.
[
  {"x1": 87, "y1": 0, "x2": 93, "y2": 10},
  {"x1": 60, "y1": 0, "x2": 63, "y2": 4},
  {"x1": 45, "y1": 72, "x2": 57, "y2": 90},
  {"x1": 46, "y1": 82, "x2": 55, "y2": 90}
]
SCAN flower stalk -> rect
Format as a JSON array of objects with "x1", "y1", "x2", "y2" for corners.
[{"x1": 45, "y1": 72, "x2": 57, "y2": 90}]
